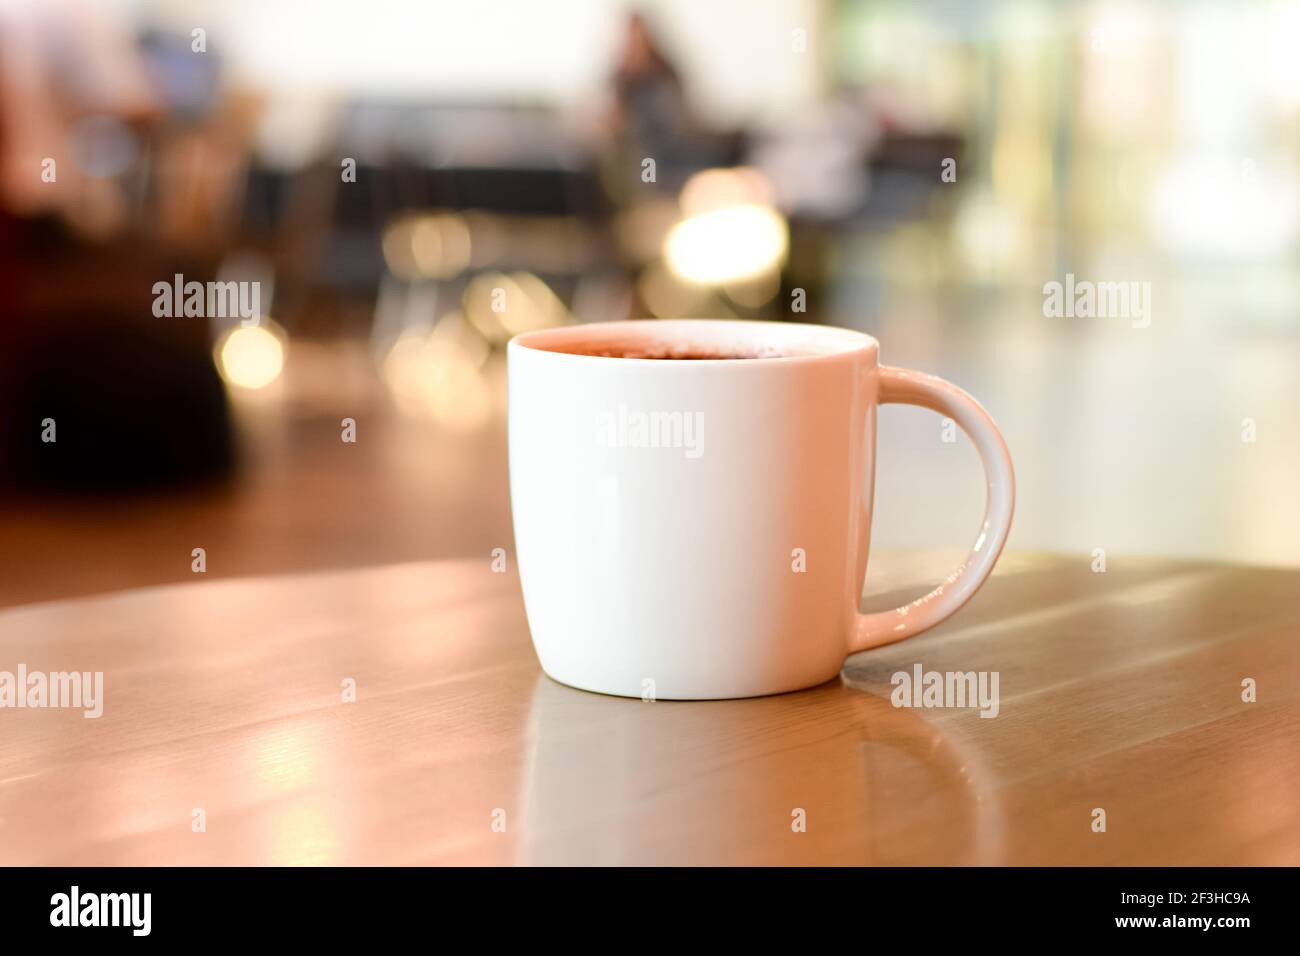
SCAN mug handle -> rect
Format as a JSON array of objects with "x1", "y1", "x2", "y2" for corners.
[{"x1": 850, "y1": 366, "x2": 1016, "y2": 653}]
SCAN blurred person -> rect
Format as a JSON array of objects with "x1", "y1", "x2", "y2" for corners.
[
  {"x1": 0, "y1": 0, "x2": 159, "y2": 233},
  {"x1": 0, "y1": 0, "x2": 235, "y2": 492},
  {"x1": 603, "y1": 11, "x2": 697, "y2": 198}
]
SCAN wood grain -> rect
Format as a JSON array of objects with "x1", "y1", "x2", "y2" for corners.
[{"x1": 0, "y1": 551, "x2": 1295, "y2": 865}]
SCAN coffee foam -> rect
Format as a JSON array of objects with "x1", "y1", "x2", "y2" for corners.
[{"x1": 552, "y1": 341, "x2": 793, "y2": 360}]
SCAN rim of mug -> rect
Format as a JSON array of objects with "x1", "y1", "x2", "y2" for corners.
[{"x1": 508, "y1": 319, "x2": 879, "y2": 365}]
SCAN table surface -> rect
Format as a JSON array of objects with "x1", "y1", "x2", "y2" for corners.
[{"x1": 1, "y1": 551, "x2": 1297, "y2": 866}]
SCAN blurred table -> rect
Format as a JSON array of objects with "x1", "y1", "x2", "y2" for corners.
[{"x1": 1, "y1": 551, "x2": 1296, "y2": 865}]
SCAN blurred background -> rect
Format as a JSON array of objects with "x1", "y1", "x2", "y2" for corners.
[{"x1": 1, "y1": 0, "x2": 1297, "y2": 608}]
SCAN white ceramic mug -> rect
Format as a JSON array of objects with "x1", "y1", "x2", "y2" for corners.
[{"x1": 508, "y1": 320, "x2": 1014, "y2": 700}]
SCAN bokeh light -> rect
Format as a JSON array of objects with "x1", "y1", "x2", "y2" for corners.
[
  {"x1": 215, "y1": 322, "x2": 288, "y2": 390},
  {"x1": 664, "y1": 205, "x2": 788, "y2": 286},
  {"x1": 382, "y1": 212, "x2": 473, "y2": 280},
  {"x1": 381, "y1": 314, "x2": 494, "y2": 431},
  {"x1": 463, "y1": 271, "x2": 570, "y2": 342}
]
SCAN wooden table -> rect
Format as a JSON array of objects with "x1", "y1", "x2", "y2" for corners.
[{"x1": 1, "y1": 552, "x2": 1296, "y2": 865}]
